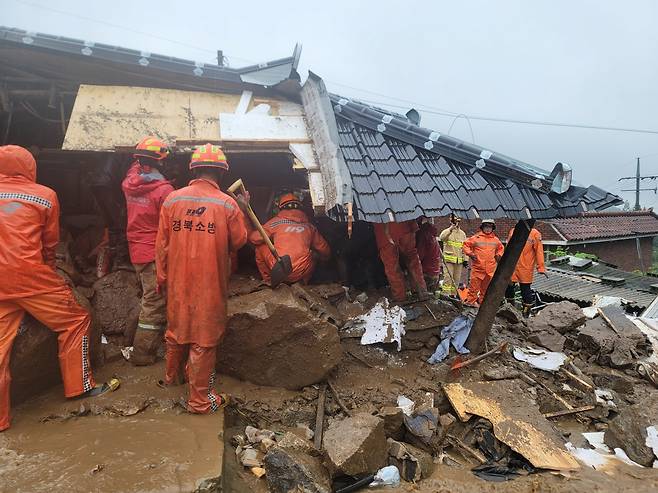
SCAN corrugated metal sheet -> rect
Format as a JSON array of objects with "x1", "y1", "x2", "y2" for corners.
[
  {"x1": 532, "y1": 269, "x2": 656, "y2": 309},
  {"x1": 330, "y1": 95, "x2": 622, "y2": 223}
]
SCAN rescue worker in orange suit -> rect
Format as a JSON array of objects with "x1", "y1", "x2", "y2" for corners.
[
  {"x1": 122, "y1": 137, "x2": 174, "y2": 366},
  {"x1": 462, "y1": 219, "x2": 504, "y2": 306},
  {"x1": 156, "y1": 144, "x2": 248, "y2": 414},
  {"x1": 373, "y1": 220, "x2": 429, "y2": 302},
  {"x1": 250, "y1": 193, "x2": 331, "y2": 285},
  {"x1": 505, "y1": 226, "x2": 547, "y2": 317},
  {"x1": 0, "y1": 145, "x2": 110, "y2": 432},
  {"x1": 438, "y1": 214, "x2": 467, "y2": 297},
  {"x1": 416, "y1": 217, "x2": 441, "y2": 291}
]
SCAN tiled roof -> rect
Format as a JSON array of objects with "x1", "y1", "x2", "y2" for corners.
[
  {"x1": 549, "y1": 211, "x2": 658, "y2": 241},
  {"x1": 330, "y1": 94, "x2": 622, "y2": 223},
  {"x1": 531, "y1": 255, "x2": 658, "y2": 309}
]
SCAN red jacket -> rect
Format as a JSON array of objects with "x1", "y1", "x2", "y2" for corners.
[
  {"x1": 0, "y1": 145, "x2": 66, "y2": 300},
  {"x1": 122, "y1": 162, "x2": 174, "y2": 264},
  {"x1": 156, "y1": 179, "x2": 247, "y2": 346},
  {"x1": 416, "y1": 222, "x2": 441, "y2": 277}
]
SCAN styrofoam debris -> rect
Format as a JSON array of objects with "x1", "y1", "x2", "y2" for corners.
[
  {"x1": 513, "y1": 347, "x2": 568, "y2": 371},
  {"x1": 356, "y1": 298, "x2": 406, "y2": 351},
  {"x1": 397, "y1": 395, "x2": 415, "y2": 416},
  {"x1": 567, "y1": 432, "x2": 643, "y2": 469},
  {"x1": 369, "y1": 465, "x2": 400, "y2": 487}
]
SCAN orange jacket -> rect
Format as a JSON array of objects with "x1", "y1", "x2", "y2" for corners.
[
  {"x1": 156, "y1": 178, "x2": 247, "y2": 346},
  {"x1": 249, "y1": 209, "x2": 330, "y2": 282},
  {"x1": 508, "y1": 227, "x2": 545, "y2": 283},
  {"x1": 462, "y1": 231, "x2": 504, "y2": 278},
  {"x1": 0, "y1": 145, "x2": 67, "y2": 300}
]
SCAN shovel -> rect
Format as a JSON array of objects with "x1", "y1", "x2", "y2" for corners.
[{"x1": 227, "y1": 179, "x2": 292, "y2": 288}]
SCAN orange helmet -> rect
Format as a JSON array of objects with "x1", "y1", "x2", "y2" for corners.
[
  {"x1": 278, "y1": 192, "x2": 301, "y2": 209},
  {"x1": 134, "y1": 136, "x2": 170, "y2": 161},
  {"x1": 189, "y1": 143, "x2": 229, "y2": 171}
]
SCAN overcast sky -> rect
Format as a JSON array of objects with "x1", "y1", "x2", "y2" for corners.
[{"x1": 3, "y1": 0, "x2": 658, "y2": 208}]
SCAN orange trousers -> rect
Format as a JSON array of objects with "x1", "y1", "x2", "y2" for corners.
[
  {"x1": 0, "y1": 288, "x2": 95, "y2": 431},
  {"x1": 378, "y1": 239, "x2": 427, "y2": 302},
  {"x1": 254, "y1": 244, "x2": 314, "y2": 284},
  {"x1": 164, "y1": 330, "x2": 221, "y2": 414},
  {"x1": 466, "y1": 272, "x2": 493, "y2": 305}
]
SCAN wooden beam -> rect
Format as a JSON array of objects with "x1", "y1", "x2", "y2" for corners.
[{"x1": 466, "y1": 219, "x2": 535, "y2": 353}]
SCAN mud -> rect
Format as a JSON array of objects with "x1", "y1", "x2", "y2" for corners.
[
  {"x1": 92, "y1": 269, "x2": 141, "y2": 340},
  {"x1": 1, "y1": 360, "x2": 224, "y2": 493}
]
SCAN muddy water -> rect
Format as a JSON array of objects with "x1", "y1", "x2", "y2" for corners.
[{"x1": 0, "y1": 361, "x2": 224, "y2": 493}]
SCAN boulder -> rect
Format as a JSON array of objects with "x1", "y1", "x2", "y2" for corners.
[
  {"x1": 528, "y1": 330, "x2": 567, "y2": 352},
  {"x1": 604, "y1": 409, "x2": 655, "y2": 467},
  {"x1": 92, "y1": 270, "x2": 140, "y2": 339},
  {"x1": 578, "y1": 318, "x2": 649, "y2": 369},
  {"x1": 497, "y1": 303, "x2": 524, "y2": 325},
  {"x1": 388, "y1": 439, "x2": 435, "y2": 481},
  {"x1": 530, "y1": 301, "x2": 586, "y2": 334},
  {"x1": 264, "y1": 447, "x2": 332, "y2": 493},
  {"x1": 218, "y1": 285, "x2": 342, "y2": 389},
  {"x1": 378, "y1": 406, "x2": 405, "y2": 440},
  {"x1": 323, "y1": 413, "x2": 387, "y2": 477}
]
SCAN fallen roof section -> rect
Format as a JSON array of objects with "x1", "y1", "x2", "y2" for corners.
[
  {"x1": 0, "y1": 26, "x2": 301, "y2": 93},
  {"x1": 329, "y1": 94, "x2": 621, "y2": 222},
  {"x1": 532, "y1": 256, "x2": 658, "y2": 309},
  {"x1": 549, "y1": 210, "x2": 658, "y2": 241}
]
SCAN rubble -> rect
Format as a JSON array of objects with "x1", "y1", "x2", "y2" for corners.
[
  {"x1": 388, "y1": 438, "x2": 434, "y2": 481},
  {"x1": 91, "y1": 269, "x2": 141, "y2": 340},
  {"x1": 218, "y1": 285, "x2": 342, "y2": 389},
  {"x1": 605, "y1": 408, "x2": 656, "y2": 467},
  {"x1": 497, "y1": 302, "x2": 525, "y2": 325},
  {"x1": 377, "y1": 406, "x2": 405, "y2": 440},
  {"x1": 527, "y1": 331, "x2": 567, "y2": 352},
  {"x1": 322, "y1": 413, "x2": 387, "y2": 477},
  {"x1": 341, "y1": 298, "x2": 406, "y2": 351},
  {"x1": 530, "y1": 301, "x2": 586, "y2": 334},
  {"x1": 264, "y1": 447, "x2": 332, "y2": 493},
  {"x1": 578, "y1": 316, "x2": 651, "y2": 369}
]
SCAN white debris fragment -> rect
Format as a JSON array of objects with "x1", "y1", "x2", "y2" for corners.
[
  {"x1": 595, "y1": 389, "x2": 617, "y2": 410},
  {"x1": 120, "y1": 346, "x2": 133, "y2": 361},
  {"x1": 567, "y1": 432, "x2": 644, "y2": 469},
  {"x1": 350, "y1": 298, "x2": 406, "y2": 351},
  {"x1": 101, "y1": 335, "x2": 108, "y2": 344},
  {"x1": 646, "y1": 426, "x2": 658, "y2": 468},
  {"x1": 396, "y1": 395, "x2": 415, "y2": 416},
  {"x1": 582, "y1": 296, "x2": 624, "y2": 319},
  {"x1": 513, "y1": 347, "x2": 568, "y2": 371}
]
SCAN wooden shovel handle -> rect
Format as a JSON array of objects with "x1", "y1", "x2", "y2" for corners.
[{"x1": 227, "y1": 179, "x2": 279, "y2": 258}]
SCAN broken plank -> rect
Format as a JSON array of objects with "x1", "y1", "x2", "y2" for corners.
[
  {"x1": 314, "y1": 384, "x2": 327, "y2": 450},
  {"x1": 543, "y1": 406, "x2": 595, "y2": 419},
  {"x1": 327, "y1": 380, "x2": 352, "y2": 417}
]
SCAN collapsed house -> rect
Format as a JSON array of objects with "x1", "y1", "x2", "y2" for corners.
[{"x1": 6, "y1": 26, "x2": 658, "y2": 492}]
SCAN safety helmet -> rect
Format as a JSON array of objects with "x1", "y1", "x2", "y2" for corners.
[
  {"x1": 189, "y1": 143, "x2": 229, "y2": 171},
  {"x1": 480, "y1": 219, "x2": 496, "y2": 231},
  {"x1": 278, "y1": 192, "x2": 301, "y2": 209},
  {"x1": 134, "y1": 136, "x2": 170, "y2": 161}
]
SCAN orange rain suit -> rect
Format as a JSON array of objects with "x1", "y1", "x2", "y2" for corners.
[
  {"x1": 462, "y1": 230, "x2": 504, "y2": 305},
  {"x1": 373, "y1": 221, "x2": 428, "y2": 302},
  {"x1": 508, "y1": 227, "x2": 545, "y2": 284},
  {"x1": 0, "y1": 145, "x2": 95, "y2": 431},
  {"x1": 156, "y1": 178, "x2": 247, "y2": 413},
  {"x1": 250, "y1": 209, "x2": 331, "y2": 284}
]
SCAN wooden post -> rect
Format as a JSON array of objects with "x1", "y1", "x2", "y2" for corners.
[{"x1": 466, "y1": 219, "x2": 535, "y2": 353}]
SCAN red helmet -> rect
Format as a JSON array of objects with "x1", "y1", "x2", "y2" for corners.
[
  {"x1": 189, "y1": 143, "x2": 229, "y2": 171},
  {"x1": 134, "y1": 136, "x2": 170, "y2": 161},
  {"x1": 278, "y1": 192, "x2": 301, "y2": 208}
]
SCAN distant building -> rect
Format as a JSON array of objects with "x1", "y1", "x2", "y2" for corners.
[{"x1": 435, "y1": 211, "x2": 658, "y2": 272}]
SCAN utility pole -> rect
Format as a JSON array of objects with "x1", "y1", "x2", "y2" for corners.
[{"x1": 619, "y1": 158, "x2": 658, "y2": 210}]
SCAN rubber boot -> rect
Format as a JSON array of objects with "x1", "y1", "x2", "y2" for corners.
[
  {"x1": 522, "y1": 303, "x2": 533, "y2": 318},
  {"x1": 131, "y1": 328, "x2": 163, "y2": 366}
]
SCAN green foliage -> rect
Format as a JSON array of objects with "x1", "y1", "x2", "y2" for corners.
[{"x1": 547, "y1": 246, "x2": 598, "y2": 261}]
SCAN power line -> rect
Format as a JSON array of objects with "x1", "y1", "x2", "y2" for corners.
[{"x1": 11, "y1": 0, "x2": 256, "y2": 65}]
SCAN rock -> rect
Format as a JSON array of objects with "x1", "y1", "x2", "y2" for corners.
[
  {"x1": 438, "y1": 413, "x2": 457, "y2": 429},
  {"x1": 388, "y1": 438, "x2": 435, "y2": 481},
  {"x1": 528, "y1": 330, "x2": 567, "y2": 352},
  {"x1": 483, "y1": 368, "x2": 520, "y2": 381},
  {"x1": 323, "y1": 413, "x2": 387, "y2": 477},
  {"x1": 218, "y1": 285, "x2": 342, "y2": 389},
  {"x1": 240, "y1": 447, "x2": 264, "y2": 468},
  {"x1": 497, "y1": 303, "x2": 524, "y2": 325},
  {"x1": 378, "y1": 406, "x2": 405, "y2": 440},
  {"x1": 92, "y1": 270, "x2": 140, "y2": 338},
  {"x1": 264, "y1": 447, "x2": 332, "y2": 493},
  {"x1": 530, "y1": 301, "x2": 586, "y2": 334},
  {"x1": 604, "y1": 409, "x2": 655, "y2": 466},
  {"x1": 578, "y1": 318, "x2": 650, "y2": 369},
  {"x1": 277, "y1": 432, "x2": 315, "y2": 454}
]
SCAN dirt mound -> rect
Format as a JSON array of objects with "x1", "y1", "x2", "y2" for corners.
[
  {"x1": 92, "y1": 269, "x2": 140, "y2": 340},
  {"x1": 218, "y1": 285, "x2": 342, "y2": 390}
]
